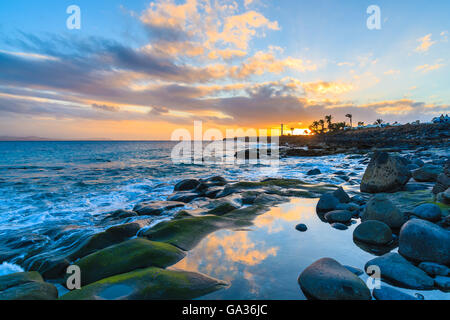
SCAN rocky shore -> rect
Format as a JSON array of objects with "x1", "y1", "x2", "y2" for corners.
[{"x1": 0, "y1": 146, "x2": 449, "y2": 300}]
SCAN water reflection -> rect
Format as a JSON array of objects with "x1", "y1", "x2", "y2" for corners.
[{"x1": 171, "y1": 198, "x2": 449, "y2": 300}]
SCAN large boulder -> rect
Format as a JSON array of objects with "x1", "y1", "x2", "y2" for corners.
[
  {"x1": 316, "y1": 193, "x2": 340, "y2": 213},
  {"x1": 418, "y1": 262, "x2": 450, "y2": 277},
  {"x1": 360, "y1": 152, "x2": 411, "y2": 193},
  {"x1": 174, "y1": 179, "x2": 200, "y2": 191},
  {"x1": 74, "y1": 239, "x2": 186, "y2": 286},
  {"x1": 133, "y1": 201, "x2": 184, "y2": 216},
  {"x1": 0, "y1": 271, "x2": 58, "y2": 300},
  {"x1": 432, "y1": 160, "x2": 450, "y2": 194},
  {"x1": 372, "y1": 286, "x2": 419, "y2": 300},
  {"x1": 411, "y1": 203, "x2": 442, "y2": 222},
  {"x1": 412, "y1": 164, "x2": 443, "y2": 182},
  {"x1": 61, "y1": 267, "x2": 227, "y2": 300},
  {"x1": 353, "y1": 220, "x2": 393, "y2": 245},
  {"x1": 362, "y1": 194, "x2": 406, "y2": 228},
  {"x1": 365, "y1": 253, "x2": 434, "y2": 290},
  {"x1": 398, "y1": 219, "x2": 450, "y2": 265},
  {"x1": 298, "y1": 258, "x2": 371, "y2": 300}
]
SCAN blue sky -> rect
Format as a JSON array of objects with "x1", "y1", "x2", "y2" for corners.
[{"x1": 0, "y1": 0, "x2": 449, "y2": 139}]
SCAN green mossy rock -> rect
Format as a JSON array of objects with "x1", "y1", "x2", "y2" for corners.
[
  {"x1": 0, "y1": 271, "x2": 43, "y2": 291},
  {"x1": 74, "y1": 238, "x2": 186, "y2": 286},
  {"x1": 60, "y1": 267, "x2": 227, "y2": 300},
  {"x1": 0, "y1": 271, "x2": 58, "y2": 300}
]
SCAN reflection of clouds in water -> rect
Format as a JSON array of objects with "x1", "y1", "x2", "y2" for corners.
[
  {"x1": 254, "y1": 198, "x2": 317, "y2": 233},
  {"x1": 172, "y1": 231, "x2": 278, "y2": 283}
]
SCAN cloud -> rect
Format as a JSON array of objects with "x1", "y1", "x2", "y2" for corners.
[
  {"x1": 415, "y1": 63, "x2": 445, "y2": 73},
  {"x1": 384, "y1": 69, "x2": 400, "y2": 75},
  {"x1": 441, "y1": 31, "x2": 448, "y2": 42},
  {"x1": 415, "y1": 34, "x2": 436, "y2": 53}
]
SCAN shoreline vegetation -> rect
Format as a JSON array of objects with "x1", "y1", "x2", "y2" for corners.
[{"x1": 0, "y1": 119, "x2": 449, "y2": 300}]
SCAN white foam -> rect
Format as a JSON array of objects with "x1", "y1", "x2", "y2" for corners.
[{"x1": 0, "y1": 262, "x2": 24, "y2": 276}]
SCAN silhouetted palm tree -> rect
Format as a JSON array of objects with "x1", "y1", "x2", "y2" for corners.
[
  {"x1": 345, "y1": 114, "x2": 353, "y2": 127},
  {"x1": 374, "y1": 119, "x2": 384, "y2": 125},
  {"x1": 325, "y1": 115, "x2": 333, "y2": 129},
  {"x1": 318, "y1": 119, "x2": 325, "y2": 132}
]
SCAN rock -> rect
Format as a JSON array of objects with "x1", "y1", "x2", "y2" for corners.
[
  {"x1": 295, "y1": 224, "x2": 308, "y2": 232},
  {"x1": 324, "y1": 210, "x2": 352, "y2": 223},
  {"x1": 74, "y1": 238, "x2": 186, "y2": 286},
  {"x1": 399, "y1": 219, "x2": 450, "y2": 265},
  {"x1": 362, "y1": 194, "x2": 406, "y2": 228},
  {"x1": 0, "y1": 271, "x2": 58, "y2": 300},
  {"x1": 174, "y1": 179, "x2": 200, "y2": 191},
  {"x1": 360, "y1": 152, "x2": 411, "y2": 193},
  {"x1": 61, "y1": 267, "x2": 227, "y2": 300},
  {"x1": 434, "y1": 276, "x2": 450, "y2": 291},
  {"x1": 298, "y1": 258, "x2": 371, "y2": 300},
  {"x1": 336, "y1": 202, "x2": 360, "y2": 212},
  {"x1": 167, "y1": 192, "x2": 199, "y2": 203},
  {"x1": 102, "y1": 209, "x2": 138, "y2": 222},
  {"x1": 406, "y1": 164, "x2": 420, "y2": 171},
  {"x1": 343, "y1": 265, "x2": 363, "y2": 276},
  {"x1": 306, "y1": 169, "x2": 321, "y2": 176},
  {"x1": 353, "y1": 220, "x2": 393, "y2": 245},
  {"x1": 332, "y1": 187, "x2": 351, "y2": 203},
  {"x1": 418, "y1": 262, "x2": 450, "y2": 277},
  {"x1": 69, "y1": 222, "x2": 145, "y2": 260},
  {"x1": 365, "y1": 253, "x2": 434, "y2": 290},
  {"x1": 411, "y1": 203, "x2": 442, "y2": 222},
  {"x1": 316, "y1": 193, "x2": 340, "y2": 213},
  {"x1": 433, "y1": 174, "x2": 450, "y2": 195},
  {"x1": 412, "y1": 164, "x2": 442, "y2": 182},
  {"x1": 437, "y1": 188, "x2": 450, "y2": 205},
  {"x1": 372, "y1": 286, "x2": 418, "y2": 300},
  {"x1": 133, "y1": 201, "x2": 184, "y2": 216},
  {"x1": 200, "y1": 176, "x2": 228, "y2": 187},
  {"x1": 206, "y1": 202, "x2": 239, "y2": 216},
  {"x1": 331, "y1": 223, "x2": 348, "y2": 230},
  {"x1": 0, "y1": 281, "x2": 58, "y2": 300},
  {"x1": 412, "y1": 159, "x2": 425, "y2": 167},
  {"x1": 351, "y1": 195, "x2": 366, "y2": 205}
]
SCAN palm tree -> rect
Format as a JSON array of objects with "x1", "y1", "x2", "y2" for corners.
[
  {"x1": 318, "y1": 119, "x2": 325, "y2": 133},
  {"x1": 374, "y1": 119, "x2": 383, "y2": 125},
  {"x1": 345, "y1": 114, "x2": 353, "y2": 127},
  {"x1": 357, "y1": 121, "x2": 365, "y2": 127},
  {"x1": 309, "y1": 121, "x2": 320, "y2": 134},
  {"x1": 325, "y1": 115, "x2": 333, "y2": 130},
  {"x1": 290, "y1": 127, "x2": 295, "y2": 135}
]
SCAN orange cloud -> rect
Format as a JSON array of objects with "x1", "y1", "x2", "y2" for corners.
[{"x1": 415, "y1": 34, "x2": 436, "y2": 53}]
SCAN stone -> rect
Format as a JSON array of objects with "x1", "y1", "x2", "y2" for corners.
[
  {"x1": 206, "y1": 202, "x2": 239, "y2": 216},
  {"x1": 133, "y1": 201, "x2": 184, "y2": 216},
  {"x1": 167, "y1": 192, "x2": 199, "y2": 203},
  {"x1": 362, "y1": 194, "x2": 406, "y2": 228},
  {"x1": 316, "y1": 193, "x2": 340, "y2": 213},
  {"x1": 174, "y1": 179, "x2": 200, "y2": 191},
  {"x1": 372, "y1": 286, "x2": 418, "y2": 300},
  {"x1": 399, "y1": 219, "x2": 450, "y2": 265},
  {"x1": 365, "y1": 253, "x2": 434, "y2": 290},
  {"x1": 418, "y1": 262, "x2": 450, "y2": 277},
  {"x1": 306, "y1": 169, "x2": 321, "y2": 176},
  {"x1": 295, "y1": 224, "x2": 308, "y2": 232},
  {"x1": 0, "y1": 271, "x2": 43, "y2": 291},
  {"x1": 343, "y1": 265, "x2": 363, "y2": 276},
  {"x1": 331, "y1": 223, "x2": 348, "y2": 230},
  {"x1": 0, "y1": 271, "x2": 58, "y2": 300},
  {"x1": 360, "y1": 152, "x2": 411, "y2": 193},
  {"x1": 324, "y1": 210, "x2": 352, "y2": 223},
  {"x1": 298, "y1": 258, "x2": 371, "y2": 300},
  {"x1": 411, "y1": 203, "x2": 442, "y2": 222},
  {"x1": 412, "y1": 164, "x2": 443, "y2": 182},
  {"x1": 332, "y1": 187, "x2": 351, "y2": 203},
  {"x1": 434, "y1": 276, "x2": 450, "y2": 291},
  {"x1": 74, "y1": 238, "x2": 186, "y2": 286},
  {"x1": 437, "y1": 188, "x2": 450, "y2": 205},
  {"x1": 61, "y1": 267, "x2": 227, "y2": 300},
  {"x1": 353, "y1": 220, "x2": 393, "y2": 245},
  {"x1": 433, "y1": 174, "x2": 450, "y2": 195}
]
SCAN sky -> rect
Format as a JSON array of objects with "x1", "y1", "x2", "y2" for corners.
[{"x1": 0, "y1": 0, "x2": 449, "y2": 140}]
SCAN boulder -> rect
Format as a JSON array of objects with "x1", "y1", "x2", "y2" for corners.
[
  {"x1": 418, "y1": 262, "x2": 450, "y2": 277},
  {"x1": 167, "y1": 192, "x2": 199, "y2": 203},
  {"x1": 306, "y1": 169, "x2": 321, "y2": 176},
  {"x1": 0, "y1": 271, "x2": 58, "y2": 300},
  {"x1": 343, "y1": 265, "x2": 363, "y2": 276},
  {"x1": 332, "y1": 187, "x2": 351, "y2": 203},
  {"x1": 316, "y1": 193, "x2": 340, "y2": 213},
  {"x1": 398, "y1": 219, "x2": 450, "y2": 265},
  {"x1": 360, "y1": 152, "x2": 411, "y2": 193},
  {"x1": 331, "y1": 223, "x2": 348, "y2": 230},
  {"x1": 133, "y1": 201, "x2": 184, "y2": 216},
  {"x1": 353, "y1": 220, "x2": 393, "y2": 245},
  {"x1": 433, "y1": 174, "x2": 450, "y2": 195},
  {"x1": 74, "y1": 239, "x2": 186, "y2": 286},
  {"x1": 174, "y1": 179, "x2": 200, "y2": 191},
  {"x1": 372, "y1": 286, "x2": 418, "y2": 300},
  {"x1": 61, "y1": 267, "x2": 227, "y2": 300},
  {"x1": 295, "y1": 224, "x2": 308, "y2": 232},
  {"x1": 206, "y1": 202, "x2": 239, "y2": 216},
  {"x1": 412, "y1": 164, "x2": 443, "y2": 182},
  {"x1": 298, "y1": 258, "x2": 371, "y2": 300},
  {"x1": 365, "y1": 253, "x2": 434, "y2": 290},
  {"x1": 437, "y1": 188, "x2": 450, "y2": 205},
  {"x1": 411, "y1": 203, "x2": 442, "y2": 222},
  {"x1": 324, "y1": 210, "x2": 352, "y2": 223},
  {"x1": 362, "y1": 194, "x2": 406, "y2": 228},
  {"x1": 434, "y1": 276, "x2": 450, "y2": 291}
]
